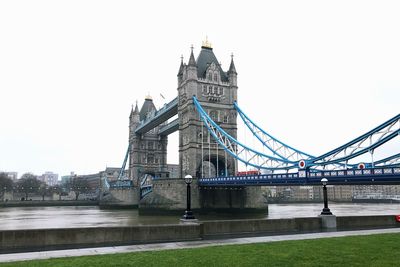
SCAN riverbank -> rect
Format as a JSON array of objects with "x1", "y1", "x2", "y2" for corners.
[
  {"x1": 0, "y1": 200, "x2": 98, "y2": 208},
  {"x1": 1, "y1": 229, "x2": 400, "y2": 266},
  {"x1": 1, "y1": 215, "x2": 399, "y2": 253}
]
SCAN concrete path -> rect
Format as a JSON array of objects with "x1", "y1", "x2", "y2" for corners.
[{"x1": 1, "y1": 228, "x2": 400, "y2": 263}]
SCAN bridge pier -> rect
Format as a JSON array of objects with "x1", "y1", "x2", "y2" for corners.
[
  {"x1": 99, "y1": 187, "x2": 139, "y2": 208},
  {"x1": 199, "y1": 187, "x2": 267, "y2": 213},
  {"x1": 138, "y1": 178, "x2": 267, "y2": 215}
]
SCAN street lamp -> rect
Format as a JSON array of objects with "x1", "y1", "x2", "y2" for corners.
[
  {"x1": 320, "y1": 178, "x2": 332, "y2": 215},
  {"x1": 182, "y1": 175, "x2": 196, "y2": 220}
]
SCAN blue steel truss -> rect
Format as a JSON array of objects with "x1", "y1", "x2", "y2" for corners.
[
  {"x1": 117, "y1": 144, "x2": 131, "y2": 180},
  {"x1": 309, "y1": 114, "x2": 400, "y2": 167},
  {"x1": 193, "y1": 96, "x2": 298, "y2": 171},
  {"x1": 195, "y1": 96, "x2": 399, "y2": 171},
  {"x1": 374, "y1": 153, "x2": 400, "y2": 168},
  {"x1": 140, "y1": 174, "x2": 153, "y2": 199},
  {"x1": 234, "y1": 101, "x2": 314, "y2": 162}
]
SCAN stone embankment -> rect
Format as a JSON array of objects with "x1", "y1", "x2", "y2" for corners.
[{"x1": 0, "y1": 215, "x2": 399, "y2": 253}]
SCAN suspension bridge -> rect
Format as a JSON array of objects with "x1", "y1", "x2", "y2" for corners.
[{"x1": 102, "y1": 42, "x2": 399, "y2": 211}]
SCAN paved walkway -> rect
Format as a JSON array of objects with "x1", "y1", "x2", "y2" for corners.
[{"x1": 1, "y1": 228, "x2": 400, "y2": 263}]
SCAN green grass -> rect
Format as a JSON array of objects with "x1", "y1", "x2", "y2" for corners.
[{"x1": 1, "y1": 233, "x2": 399, "y2": 267}]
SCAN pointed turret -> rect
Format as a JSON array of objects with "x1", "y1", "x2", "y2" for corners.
[
  {"x1": 188, "y1": 46, "x2": 196, "y2": 66},
  {"x1": 186, "y1": 45, "x2": 198, "y2": 80},
  {"x1": 177, "y1": 55, "x2": 184, "y2": 76},
  {"x1": 228, "y1": 54, "x2": 237, "y2": 74},
  {"x1": 177, "y1": 55, "x2": 184, "y2": 86},
  {"x1": 139, "y1": 95, "x2": 157, "y2": 121},
  {"x1": 227, "y1": 53, "x2": 238, "y2": 87},
  {"x1": 130, "y1": 101, "x2": 140, "y2": 124}
]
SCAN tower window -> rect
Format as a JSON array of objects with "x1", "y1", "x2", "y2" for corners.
[
  {"x1": 223, "y1": 115, "x2": 229, "y2": 123},
  {"x1": 208, "y1": 86, "x2": 212, "y2": 94},
  {"x1": 148, "y1": 142, "x2": 154, "y2": 150},
  {"x1": 208, "y1": 73, "x2": 212, "y2": 80},
  {"x1": 214, "y1": 73, "x2": 218, "y2": 82},
  {"x1": 213, "y1": 86, "x2": 218, "y2": 95},
  {"x1": 210, "y1": 110, "x2": 218, "y2": 122},
  {"x1": 219, "y1": 87, "x2": 224, "y2": 95},
  {"x1": 203, "y1": 85, "x2": 207, "y2": 94}
]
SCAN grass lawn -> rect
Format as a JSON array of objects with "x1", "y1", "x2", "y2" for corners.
[{"x1": 1, "y1": 233, "x2": 399, "y2": 267}]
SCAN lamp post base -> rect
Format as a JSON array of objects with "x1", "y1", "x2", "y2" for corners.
[
  {"x1": 320, "y1": 208, "x2": 333, "y2": 215},
  {"x1": 182, "y1": 210, "x2": 196, "y2": 220}
]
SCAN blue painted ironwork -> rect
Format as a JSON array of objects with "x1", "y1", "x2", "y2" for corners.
[
  {"x1": 193, "y1": 96, "x2": 298, "y2": 171},
  {"x1": 117, "y1": 144, "x2": 131, "y2": 180},
  {"x1": 159, "y1": 118, "x2": 179, "y2": 136},
  {"x1": 374, "y1": 153, "x2": 400, "y2": 167},
  {"x1": 309, "y1": 114, "x2": 400, "y2": 166},
  {"x1": 234, "y1": 101, "x2": 314, "y2": 162},
  {"x1": 135, "y1": 97, "x2": 178, "y2": 134},
  {"x1": 140, "y1": 174, "x2": 153, "y2": 199},
  {"x1": 199, "y1": 167, "x2": 400, "y2": 186},
  {"x1": 109, "y1": 179, "x2": 134, "y2": 188}
]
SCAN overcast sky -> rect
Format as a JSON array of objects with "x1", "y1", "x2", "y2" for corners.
[{"x1": 1, "y1": 1, "x2": 399, "y2": 177}]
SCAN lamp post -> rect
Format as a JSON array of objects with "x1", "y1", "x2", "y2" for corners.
[
  {"x1": 320, "y1": 178, "x2": 332, "y2": 215},
  {"x1": 182, "y1": 175, "x2": 196, "y2": 220}
]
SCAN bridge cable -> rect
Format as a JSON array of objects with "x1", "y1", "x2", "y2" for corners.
[
  {"x1": 208, "y1": 131, "x2": 211, "y2": 178},
  {"x1": 193, "y1": 96, "x2": 297, "y2": 171},
  {"x1": 201, "y1": 117, "x2": 204, "y2": 178}
]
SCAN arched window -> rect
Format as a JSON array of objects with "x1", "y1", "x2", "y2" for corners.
[
  {"x1": 208, "y1": 72, "x2": 212, "y2": 80},
  {"x1": 210, "y1": 110, "x2": 218, "y2": 122},
  {"x1": 214, "y1": 73, "x2": 218, "y2": 82},
  {"x1": 223, "y1": 115, "x2": 229, "y2": 123}
]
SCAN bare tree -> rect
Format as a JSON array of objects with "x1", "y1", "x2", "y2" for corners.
[
  {"x1": 17, "y1": 173, "x2": 41, "y2": 200},
  {"x1": 0, "y1": 172, "x2": 13, "y2": 200},
  {"x1": 69, "y1": 177, "x2": 90, "y2": 200}
]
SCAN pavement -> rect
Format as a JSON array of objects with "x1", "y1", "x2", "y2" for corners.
[{"x1": 1, "y1": 228, "x2": 400, "y2": 263}]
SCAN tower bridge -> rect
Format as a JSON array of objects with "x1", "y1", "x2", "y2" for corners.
[{"x1": 103, "y1": 41, "x2": 400, "y2": 213}]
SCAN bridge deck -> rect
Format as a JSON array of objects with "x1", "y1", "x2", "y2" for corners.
[
  {"x1": 198, "y1": 167, "x2": 400, "y2": 186},
  {"x1": 135, "y1": 97, "x2": 178, "y2": 134}
]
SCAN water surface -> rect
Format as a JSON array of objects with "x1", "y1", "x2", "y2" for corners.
[{"x1": 0, "y1": 203, "x2": 399, "y2": 230}]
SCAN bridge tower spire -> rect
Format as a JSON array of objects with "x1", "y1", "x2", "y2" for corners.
[{"x1": 177, "y1": 41, "x2": 238, "y2": 179}]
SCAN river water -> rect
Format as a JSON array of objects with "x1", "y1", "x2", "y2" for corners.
[{"x1": 0, "y1": 203, "x2": 399, "y2": 230}]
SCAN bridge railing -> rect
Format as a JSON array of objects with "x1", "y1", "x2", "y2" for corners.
[
  {"x1": 199, "y1": 167, "x2": 400, "y2": 186},
  {"x1": 309, "y1": 167, "x2": 400, "y2": 178}
]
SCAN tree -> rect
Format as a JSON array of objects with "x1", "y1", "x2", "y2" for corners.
[
  {"x1": 49, "y1": 185, "x2": 63, "y2": 200},
  {"x1": 17, "y1": 173, "x2": 41, "y2": 200},
  {"x1": 70, "y1": 177, "x2": 90, "y2": 200},
  {"x1": 0, "y1": 172, "x2": 13, "y2": 200},
  {"x1": 38, "y1": 182, "x2": 49, "y2": 201}
]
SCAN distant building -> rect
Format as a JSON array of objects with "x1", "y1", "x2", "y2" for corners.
[
  {"x1": 100, "y1": 167, "x2": 123, "y2": 182},
  {"x1": 76, "y1": 173, "x2": 101, "y2": 191},
  {"x1": 61, "y1": 172, "x2": 75, "y2": 185},
  {"x1": 38, "y1": 172, "x2": 59, "y2": 186},
  {"x1": 1, "y1": 171, "x2": 18, "y2": 181}
]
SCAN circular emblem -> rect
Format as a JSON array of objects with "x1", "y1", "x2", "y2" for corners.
[
  {"x1": 358, "y1": 163, "x2": 366, "y2": 169},
  {"x1": 298, "y1": 159, "x2": 306, "y2": 169}
]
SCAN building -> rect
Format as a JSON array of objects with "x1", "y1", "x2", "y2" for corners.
[
  {"x1": 38, "y1": 172, "x2": 59, "y2": 186},
  {"x1": 61, "y1": 172, "x2": 75, "y2": 185},
  {"x1": 128, "y1": 96, "x2": 169, "y2": 184},
  {"x1": 0, "y1": 171, "x2": 18, "y2": 181},
  {"x1": 177, "y1": 41, "x2": 238, "y2": 178}
]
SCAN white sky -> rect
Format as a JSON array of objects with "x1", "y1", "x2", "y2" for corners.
[{"x1": 0, "y1": 0, "x2": 399, "y2": 177}]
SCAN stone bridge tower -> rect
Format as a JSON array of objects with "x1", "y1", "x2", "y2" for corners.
[
  {"x1": 128, "y1": 96, "x2": 168, "y2": 186},
  {"x1": 177, "y1": 41, "x2": 238, "y2": 179}
]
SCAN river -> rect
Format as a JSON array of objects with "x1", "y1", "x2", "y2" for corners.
[{"x1": 0, "y1": 203, "x2": 399, "y2": 230}]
